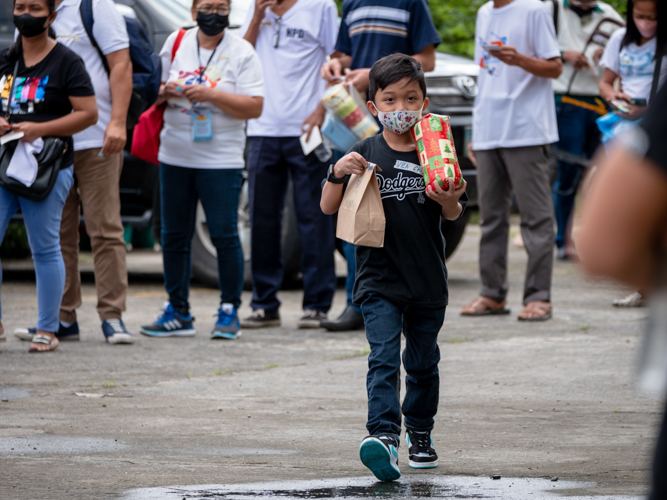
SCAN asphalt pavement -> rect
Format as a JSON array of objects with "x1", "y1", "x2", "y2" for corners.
[{"x1": 0, "y1": 222, "x2": 660, "y2": 499}]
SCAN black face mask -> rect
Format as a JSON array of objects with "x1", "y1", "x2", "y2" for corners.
[
  {"x1": 569, "y1": 4, "x2": 593, "y2": 17},
  {"x1": 197, "y1": 12, "x2": 229, "y2": 36},
  {"x1": 14, "y1": 14, "x2": 49, "y2": 38}
]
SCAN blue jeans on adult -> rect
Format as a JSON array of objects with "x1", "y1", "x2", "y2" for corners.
[
  {"x1": 246, "y1": 137, "x2": 336, "y2": 313},
  {"x1": 160, "y1": 164, "x2": 244, "y2": 314},
  {"x1": 360, "y1": 292, "x2": 446, "y2": 438},
  {"x1": 0, "y1": 167, "x2": 74, "y2": 332},
  {"x1": 341, "y1": 241, "x2": 361, "y2": 313},
  {"x1": 553, "y1": 97, "x2": 602, "y2": 249}
]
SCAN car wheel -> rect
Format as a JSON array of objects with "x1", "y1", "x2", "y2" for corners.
[
  {"x1": 441, "y1": 209, "x2": 471, "y2": 260},
  {"x1": 191, "y1": 179, "x2": 302, "y2": 289}
]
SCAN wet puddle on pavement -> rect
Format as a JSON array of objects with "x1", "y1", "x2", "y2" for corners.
[{"x1": 122, "y1": 476, "x2": 641, "y2": 499}]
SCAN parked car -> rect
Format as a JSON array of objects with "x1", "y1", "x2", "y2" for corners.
[{"x1": 1, "y1": 0, "x2": 479, "y2": 288}]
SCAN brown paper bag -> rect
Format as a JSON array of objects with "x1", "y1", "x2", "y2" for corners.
[{"x1": 336, "y1": 163, "x2": 386, "y2": 247}]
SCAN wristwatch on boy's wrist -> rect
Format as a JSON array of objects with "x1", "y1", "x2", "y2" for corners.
[{"x1": 327, "y1": 164, "x2": 345, "y2": 184}]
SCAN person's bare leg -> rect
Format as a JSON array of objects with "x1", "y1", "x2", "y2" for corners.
[{"x1": 29, "y1": 330, "x2": 59, "y2": 352}]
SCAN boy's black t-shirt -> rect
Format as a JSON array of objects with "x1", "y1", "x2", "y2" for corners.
[
  {"x1": 0, "y1": 43, "x2": 95, "y2": 167},
  {"x1": 348, "y1": 134, "x2": 468, "y2": 309}
]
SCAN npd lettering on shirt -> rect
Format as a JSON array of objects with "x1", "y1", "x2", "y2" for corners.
[{"x1": 286, "y1": 28, "x2": 305, "y2": 39}]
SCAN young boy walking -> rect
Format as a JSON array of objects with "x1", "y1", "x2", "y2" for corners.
[{"x1": 321, "y1": 54, "x2": 467, "y2": 481}]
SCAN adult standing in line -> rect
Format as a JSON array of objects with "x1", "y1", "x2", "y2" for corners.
[
  {"x1": 578, "y1": 84, "x2": 667, "y2": 500},
  {"x1": 461, "y1": 0, "x2": 562, "y2": 321},
  {"x1": 15, "y1": 0, "x2": 134, "y2": 344},
  {"x1": 548, "y1": 0, "x2": 623, "y2": 261},
  {"x1": 140, "y1": 0, "x2": 264, "y2": 339},
  {"x1": 240, "y1": 0, "x2": 339, "y2": 330},
  {"x1": 0, "y1": 0, "x2": 98, "y2": 352},
  {"x1": 319, "y1": 0, "x2": 441, "y2": 332}
]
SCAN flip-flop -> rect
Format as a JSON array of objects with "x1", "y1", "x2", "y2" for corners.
[
  {"x1": 518, "y1": 302, "x2": 552, "y2": 322},
  {"x1": 461, "y1": 297, "x2": 511, "y2": 317},
  {"x1": 29, "y1": 334, "x2": 58, "y2": 353},
  {"x1": 518, "y1": 312, "x2": 552, "y2": 322}
]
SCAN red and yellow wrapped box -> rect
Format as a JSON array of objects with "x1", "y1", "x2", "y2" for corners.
[{"x1": 411, "y1": 113, "x2": 464, "y2": 191}]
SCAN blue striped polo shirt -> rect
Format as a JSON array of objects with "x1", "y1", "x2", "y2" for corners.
[{"x1": 335, "y1": 0, "x2": 441, "y2": 69}]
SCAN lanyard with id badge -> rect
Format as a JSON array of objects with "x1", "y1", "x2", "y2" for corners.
[{"x1": 192, "y1": 36, "x2": 222, "y2": 142}]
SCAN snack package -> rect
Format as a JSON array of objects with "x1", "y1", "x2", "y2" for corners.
[
  {"x1": 322, "y1": 84, "x2": 379, "y2": 141},
  {"x1": 411, "y1": 113, "x2": 464, "y2": 191}
]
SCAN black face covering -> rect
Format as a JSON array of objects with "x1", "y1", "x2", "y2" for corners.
[
  {"x1": 196, "y1": 12, "x2": 229, "y2": 36},
  {"x1": 569, "y1": 4, "x2": 594, "y2": 17},
  {"x1": 14, "y1": 14, "x2": 49, "y2": 38}
]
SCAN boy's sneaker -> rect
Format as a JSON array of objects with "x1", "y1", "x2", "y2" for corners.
[
  {"x1": 405, "y1": 429, "x2": 438, "y2": 469},
  {"x1": 297, "y1": 310, "x2": 327, "y2": 329},
  {"x1": 240, "y1": 309, "x2": 281, "y2": 329},
  {"x1": 359, "y1": 435, "x2": 401, "y2": 482},
  {"x1": 211, "y1": 304, "x2": 241, "y2": 340},
  {"x1": 102, "y1": 319, "x2": 135, "y2": 345},
  {"x1": 14, "y1": 322, "x2": 80, "y2": 342},
  {"x1": 139, "y1": 303, "x2": 196, "y2": 337}
]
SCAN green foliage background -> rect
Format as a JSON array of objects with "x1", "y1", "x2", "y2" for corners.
[{"x1": 335, "y1": 0, "x2": 628, "y2": 59}]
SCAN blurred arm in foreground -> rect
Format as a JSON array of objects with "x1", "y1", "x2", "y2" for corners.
[{"x1": 578, "y1": 86, "x2": 667, "y2": 292}]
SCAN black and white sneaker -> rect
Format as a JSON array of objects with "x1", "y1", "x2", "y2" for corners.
[
  {"x1": 405, "y1": 429, "x2": 438, "y2": 469},
  {"x1": 359, "y1": 435, "x2": 401, "y2": 481},
  {"x1": 297, "y1": 310, "x2": 327, "y2": 329},
  {"x1": 240, "y1": 309, "x2": 281, "y2": 329}
]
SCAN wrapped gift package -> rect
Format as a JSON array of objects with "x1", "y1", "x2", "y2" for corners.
[
  {"x1": 322, "y1": 84, "x2": 379, "y2": 141},
  {"x1": 411, "y1": 113, "x2": 464, "y2": 192}
]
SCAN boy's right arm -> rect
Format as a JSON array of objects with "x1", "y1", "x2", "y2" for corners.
[{"x1": 320, "y1": 152, "x2": 367, "y2": 214}]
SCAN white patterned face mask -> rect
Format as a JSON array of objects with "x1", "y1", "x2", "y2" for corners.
[{"x1": 371, "y1": 102, "x2": 423, "y2": 135}]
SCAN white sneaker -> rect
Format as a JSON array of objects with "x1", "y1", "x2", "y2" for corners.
[{"x1": 612, "y1": 292, "x2": 644, "y2": 308}]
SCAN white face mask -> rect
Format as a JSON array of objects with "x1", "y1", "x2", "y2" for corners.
[
  {"x1": 371, "y1": 102, "x2": 423, "y2": 135},
  {"x1": 634, "y1": 18, "x2": 658, "y2": 39}
]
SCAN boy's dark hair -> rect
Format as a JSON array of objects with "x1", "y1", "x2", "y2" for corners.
[{"x1": 369, "y1": 53, "x2": 426, "y2": 102}]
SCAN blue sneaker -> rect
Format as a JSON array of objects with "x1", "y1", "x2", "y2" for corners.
[
  {"x1": 359, "y1": 435, "x2": 401, "y2": 482},
  {"x1": 140, "y1": 303, "x2": 196, "y2": 337},
  {"x1": 14, "y1": 322, "x2": 80, "y2": 342},
  {"x1": 211, "y1": 304, "x2": 241, "y2": 340},
  {"x1": 102, "y1": 319, "x2": 135, "y2": 345}
]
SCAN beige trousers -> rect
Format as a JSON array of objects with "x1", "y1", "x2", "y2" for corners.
[{"x1": 59, "y1": 148, "x2": 127, "y2": 323}]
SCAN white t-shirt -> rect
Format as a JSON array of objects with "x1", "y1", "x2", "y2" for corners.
[
  {"x1": 473, "y1": 0, "x2": 561, "y2": 151},
  {"x1": 159, "y1": 29, "x2": 264, "y2": 169},
  {"x1": 240, "y1": 0, "x2": 338, "y2": 137},
  {"x1": 53, "y1": 0, "x2": 129, "y2": 151},
  {"x1": 600, "y1": 28, "x2": 667, "y2": 102},
  {"x1": 548, "y1": 0, "x2": 624, "y2": 96}
]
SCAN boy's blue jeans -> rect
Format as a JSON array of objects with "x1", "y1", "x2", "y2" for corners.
[
  {"x1": 160, "y1": 164, "x2": 244, "y2": 313},
  {"x1": 341, "y1": 241, "x2": 361, "y2": 313},
  {"x1": 360, "y1": 292, "x2": 445, "y2": 437},
  {"x1": 0, "y1": 167, "x2": 74, "y2": 332}
]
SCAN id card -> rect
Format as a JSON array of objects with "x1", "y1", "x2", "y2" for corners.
[{"x1": 192, "y1": 107, "x2": 213, "y2": 142}]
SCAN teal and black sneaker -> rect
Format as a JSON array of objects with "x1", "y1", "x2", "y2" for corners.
[
  {"x1": 140, "y1": 303, "x2": 195, "y2": 337},
  {"x1": 406, "y1": 429, "x2": 438, "y2": 469},
  {"x1": 211, "y1": 304, "x2": 241, "y2": 340},
  {"x1": 359, "y1": 435, "x2": 401, "y2": 482}
]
